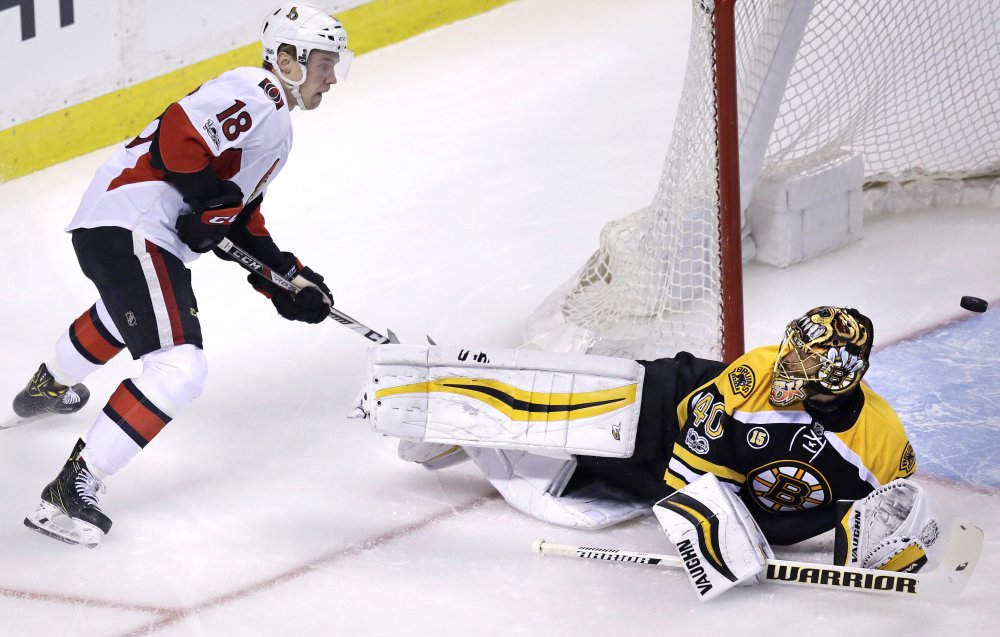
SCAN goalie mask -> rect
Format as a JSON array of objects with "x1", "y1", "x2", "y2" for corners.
[
  {"x1": 770, "y1": 307, "x2": 873, "y2": 406},
  {"x1": 261, "y1": 3, "x2": 353, "y2": 109}
]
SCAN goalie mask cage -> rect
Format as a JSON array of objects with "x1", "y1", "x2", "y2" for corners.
[{"x1": 524, "y1": 0, "x2": 1000, "y2": 362}]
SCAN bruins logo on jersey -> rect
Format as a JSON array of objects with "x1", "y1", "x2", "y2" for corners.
[
  {"x1": 747, "y1": 460, "x2": 830, "y2": 513},
  {"x1": 729, "y1": 365, "x2": 755, "y2": 397},
  {"x1": 899, "y1": 442, "x2": 916, "y2": 475}
]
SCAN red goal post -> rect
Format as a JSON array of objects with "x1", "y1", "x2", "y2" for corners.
[{"x1": 524, "y1": 0, "x2": 1000, "y2": 362}]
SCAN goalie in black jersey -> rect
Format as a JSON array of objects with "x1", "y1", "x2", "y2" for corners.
[
  {"x1": 573, "y1": 305, "x2": 917, "y2": 544},
  {"x1": 357, "y1": 306, "x2": 942, "y2": 597}
]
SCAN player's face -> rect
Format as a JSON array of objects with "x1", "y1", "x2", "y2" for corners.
[
  {"x1": 300, "y1": 50, "x2": 351, "y2": 110},
  {"x1": 770, "y1": 331, "x2": 824, "y2": 405},
  {"x1": 777, "y1": 345, "x2": 823, "y2": 383}
]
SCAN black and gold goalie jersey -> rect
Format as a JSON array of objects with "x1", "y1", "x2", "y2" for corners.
[{"x1": 665, "y1": 345, "x2": 916, "y2": 545}]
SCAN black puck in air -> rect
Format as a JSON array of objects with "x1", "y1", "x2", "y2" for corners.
[{"x1": 960, "y1": 296, "x2": 988, "y2": 313}]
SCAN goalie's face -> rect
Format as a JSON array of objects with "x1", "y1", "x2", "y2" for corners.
[
  {"x1": 770, "y1": 333, "x2": 820, "y2": 406},
  {"x1": 769, "y1": 307, "x2": 872, "y2": 406}
]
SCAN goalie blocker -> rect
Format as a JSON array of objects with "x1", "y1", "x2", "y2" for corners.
[{"x1": 653, "y1": 473, "x2": 774, "y2": 601}]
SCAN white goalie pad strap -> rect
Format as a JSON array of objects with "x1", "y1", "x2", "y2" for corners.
[
  {"x1": 397, "y1": 440, "x2": 470, "y2": 470},
  {"x1": 834, "y1": 478, "x2": 942, "y2": 572},
  {"x1": 366, "y1": 345, "x2": 644, "y2": 458},
  {"x1": 653, "y1": 473, "x2": 773, "y2": 602},
  {"x1": 466, "y1": 447, "x2": 649, "y2": 529}
]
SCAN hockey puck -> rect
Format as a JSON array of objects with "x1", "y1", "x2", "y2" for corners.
[{"x1": 960, "y1": 296, "x2": 988, "y2": 313}]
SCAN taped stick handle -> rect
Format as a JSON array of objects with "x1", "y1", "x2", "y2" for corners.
[{"x1": 216, "y1": 238, "x2": 399, "y2": 344}]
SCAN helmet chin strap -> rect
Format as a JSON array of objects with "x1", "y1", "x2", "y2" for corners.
[{"x1": 273, "y1": 62, "x2": 310, "y2": 110}]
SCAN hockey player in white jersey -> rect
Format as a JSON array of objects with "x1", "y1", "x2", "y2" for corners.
[{"x1": 3, "y1": 3, "x2": 351, "y2": 547}]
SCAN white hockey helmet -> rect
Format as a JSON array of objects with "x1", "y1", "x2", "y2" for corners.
[{"x1": 261, "y1": 3, "x2": 353, "y2": 107}]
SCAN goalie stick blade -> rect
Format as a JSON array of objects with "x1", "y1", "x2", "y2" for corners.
[
  {"x1": 916, "y1": 517, "x2": 984, "y2": 598},
  {"x1": 386, "y1": 329, "x2": 401, "y2": 344}
]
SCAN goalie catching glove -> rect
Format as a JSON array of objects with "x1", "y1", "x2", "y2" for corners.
[
  {"x1": 174, "y1": 180, "x2": 244, "y2": 252},
  {"x1": 653, "y1": 473, "x2": 774, "y2": 602},
  {"x1": 249, "y1": 251, "x2": 333, "y2": 324},
  {"x1": 834, "y1": 478, "x2": 941, "y2": 573}
]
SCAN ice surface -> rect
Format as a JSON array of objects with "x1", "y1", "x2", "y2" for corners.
[{"x1": 0, "y1": 0, "x2": 997, "y2": 635}]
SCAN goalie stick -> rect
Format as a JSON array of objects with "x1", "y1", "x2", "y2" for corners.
[
  {"x1": 533, "y1": 517, "x2": 982, "y2": 599},
  {"x1": 216, "y1": 237, "x2": 399, "y2": 345}
]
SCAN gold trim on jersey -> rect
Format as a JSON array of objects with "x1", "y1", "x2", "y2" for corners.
[
  {"x1": 666, "y1": 446, "x2": 746, "y2": 491},
  {"x1": 672, "y1": 446, "x2": 746, "y2": 483},
  {"x1": 678, "y1": 346, "x2": 805, "y2": 429},
  {"x1": 375, "y1": 377, "x2": 637, "y2": 422},
  {"x1": 828, "y1": 387, "x2": 915, "y2": 485}
]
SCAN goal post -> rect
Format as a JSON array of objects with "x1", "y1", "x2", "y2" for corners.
[
  {"x1": 524, "y1": 0, "x2": 1000, "y2": 362},
  {"x1": 715, "y1": 0, "x2": 743, "y2": 364}
]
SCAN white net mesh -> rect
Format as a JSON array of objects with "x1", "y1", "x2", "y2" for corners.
[
  {"x1": 525, "y1": 0, "x2": 1000, "y2": 360},
  {"x1": 766, "y1": 2, "x2": 1000, "y2": 184}
]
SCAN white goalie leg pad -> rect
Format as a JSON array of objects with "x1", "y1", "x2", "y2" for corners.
[
  {"x1": 653, "y1": 473, "x2": 774, "y2": 602},
  {"x1": 466, "y1": 447, "x2": 649, "y2": 529},
  {"x1": 834, "y1": 478, "x2": 942, "y2": 573},
  {"x1": 366, "y1": 345, "x2": 644, "y2": 458}
]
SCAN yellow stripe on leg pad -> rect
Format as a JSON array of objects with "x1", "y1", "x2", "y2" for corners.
[{"x1": 376, "y1": 377, "x2": 638, "y2": 422}]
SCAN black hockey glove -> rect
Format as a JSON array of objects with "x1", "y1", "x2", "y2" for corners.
[
  {"x1": 249, "y1": 252, "x2": 333, "y2": 324},
  {"x1": 175, "y1": 180, "x2": 244, "y2": 253}
]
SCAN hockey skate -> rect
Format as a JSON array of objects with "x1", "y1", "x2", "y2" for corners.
[
  {"x1": 24, "y1": 439, "x2": 112, "y2": 548},
  {"x1": 1, "y1": 363, "x2": 90, "y2": 429}
]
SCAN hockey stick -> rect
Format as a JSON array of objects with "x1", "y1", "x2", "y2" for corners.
[
  {"x1": 533, "y1": 517, "x2": 982, "y2": 599},
  {"x1": 216, "y1": 237, "x2": 399, "y2": 344}
]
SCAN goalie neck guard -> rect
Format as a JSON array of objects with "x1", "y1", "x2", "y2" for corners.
[{"x1": 770, "y1": 306, "x2": 873, "y2": 406}]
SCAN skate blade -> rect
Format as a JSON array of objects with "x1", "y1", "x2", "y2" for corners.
[
  {"x1": 0, "y1": 411, "x2": 56, "y2": 430},
  {"x1": 24, "y1": 501, "x2": 104, "y2": 549},
  {"x1": 0, "y1": 411, "x2": 28, "y2": 430}
]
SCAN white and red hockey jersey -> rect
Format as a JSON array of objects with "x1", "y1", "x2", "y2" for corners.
[{"x1": 67, "y1": 67, "x2": 293, "y2": 262}]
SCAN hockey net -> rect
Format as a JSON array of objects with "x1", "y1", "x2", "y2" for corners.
[{"x1": 524, "y1": 0, "x2": 1000, "y2": 362}]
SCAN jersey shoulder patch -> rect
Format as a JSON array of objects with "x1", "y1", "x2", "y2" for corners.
[
  {"x1": 178, "y1": 68, "x2": 290, "y2": 155},
  {"x1": 898, "y1": 442, "x2": 917, "y2": 475},
  {"x1": 716, "y1": 346, "x2": 776, "y2": 408},
  {"x1": 727, "y1": 363, "x2": 756, "y2": 398}
]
